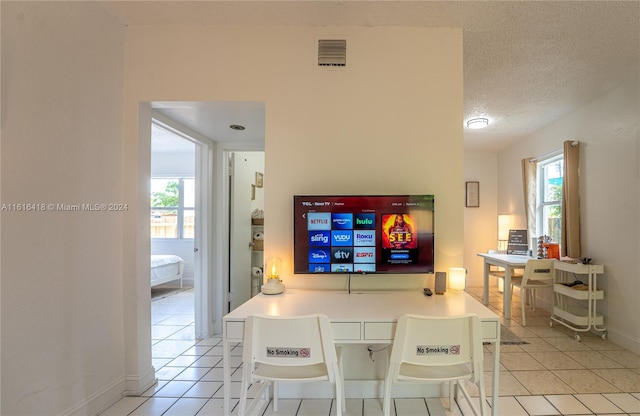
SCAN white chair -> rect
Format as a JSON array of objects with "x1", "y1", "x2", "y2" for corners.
[
  {"x1": 510, "y1": 259, "x2": 555, "y2": 326},
  {"x1": 238, "y1": 314, "x2": 344, "y2": 416},
  {"x1": 383, "y1": 314, "x2": 488, "y2": 416}
]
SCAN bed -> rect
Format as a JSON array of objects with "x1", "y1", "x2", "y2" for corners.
[{"x1": 151, "y1": 254, "x2": 184, "y2": 288}]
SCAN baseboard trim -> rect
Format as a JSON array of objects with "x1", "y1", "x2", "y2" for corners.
[
  {"x1": 124, "y1": 365, "x2": 158, "y2": 396},
  {"x1": 54, "y1": 367, "x2": 157, "y2": 415},
  {"x1": 530, "y1": 296, "x2": 639, "y2": 354},
  {"x1": 606, "y1": 328, "x2": 640, "y2": 354},
  {"x1": 58, "y1": 378, "x2": 125, "y2": 416}
]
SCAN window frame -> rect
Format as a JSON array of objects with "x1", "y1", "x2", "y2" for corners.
[
  {"x1": 150, "y1": 177, "x2": 195, "y2": 240},
  {"x1": 536, "y1": 154, "x2": 563, "y2": 246}
]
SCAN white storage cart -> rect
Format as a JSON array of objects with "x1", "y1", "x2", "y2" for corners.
[{"x1": 551, "y1": 261, "x2": 606, "y2": 341}]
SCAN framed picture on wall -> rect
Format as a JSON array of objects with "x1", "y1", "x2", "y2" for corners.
[{"x1": 465, "y1": 181, "x2": 480, "y2": 207}]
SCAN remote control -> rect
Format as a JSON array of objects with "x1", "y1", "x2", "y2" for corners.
[{"x1": 423, "y1": 288, "x2": 433, "y2": 296}]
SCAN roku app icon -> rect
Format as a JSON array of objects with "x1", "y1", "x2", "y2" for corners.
[{"x1": 354, "y1": 230, "x2": 375, "y2": 246}]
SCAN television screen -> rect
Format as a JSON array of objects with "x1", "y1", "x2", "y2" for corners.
[{"x1": 293, "y1": 195, "x2": 434, "y2": 274}]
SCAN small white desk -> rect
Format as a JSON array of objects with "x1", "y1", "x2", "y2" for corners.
[
  {"x1": 478, "y1": 253, "x2": 531, "y2": 320},
  {"x1": 223, "y1": 290, "x2": 501, "y2": 415}
]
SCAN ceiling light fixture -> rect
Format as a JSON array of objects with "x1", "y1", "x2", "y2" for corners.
[
  {"x1": 466, "y1": 118, "x2": 489, "y2": 129},
  {"x1": 229, "y1": 124, "x2": 246, "y2": 131}
]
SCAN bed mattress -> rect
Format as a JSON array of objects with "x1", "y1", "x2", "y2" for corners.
[{"x1": 151, "y1": 254, "x2": 184, "y2": 287}]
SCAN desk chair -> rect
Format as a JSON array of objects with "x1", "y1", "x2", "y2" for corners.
[
  {"x1": 238, "y1": 314, "x2": 344, "y2": 416},
  {"x1": 383, "y1": 314, "x2": 487, "y2": 416},
  {"x1": 487, "y1": 250, "x2": 523, "y2": 291},
  {"x1": 510, "y1": 259, "x2": 555, "y2": 326}
]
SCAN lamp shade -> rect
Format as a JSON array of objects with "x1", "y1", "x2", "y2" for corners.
[
  {"x1": 449, "y1": 267, "x2": 466, "y2": 292},
  {"x1": 264, "y1": 255, "x2": 282, "y2": 279},
  {"x1": 498, "y1": 215, "x2": 511, "y2": 241},
  {"x1": 262, "y1": 255, "x2": 285, "y2": 295}
]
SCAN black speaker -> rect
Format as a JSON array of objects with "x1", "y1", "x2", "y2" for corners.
[{"x1": 435, "y1": 271, "x2": 446, "y2": 295}]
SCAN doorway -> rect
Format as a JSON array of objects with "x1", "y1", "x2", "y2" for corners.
[
  {"x1": 146, "y1": 101, "x2": 265, "y2": 338},
  {"x1": 228, "y1": 151, "x2": 265, "y2": 311},
  {"x1": 150, "y1": 115, "x2": 210, "y2": 338}
]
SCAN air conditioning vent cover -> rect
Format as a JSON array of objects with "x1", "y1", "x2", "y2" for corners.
[{"x1": 318, "y1": 39, "x2": 346, "y2": 67}]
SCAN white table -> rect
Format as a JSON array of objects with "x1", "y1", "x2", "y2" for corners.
[
  {"x1": 478, "y1": 253, "x2": 532, "y2": 320},
  {"x1": 223, "y1": 289, "x2": 501, "y2": 415}
]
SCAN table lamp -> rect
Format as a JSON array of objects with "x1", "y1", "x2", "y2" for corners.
[
  {"x1": 449, "y1": 267, "x2": 466, "y2": 292},
  {"x1": 262, "y1": 255, "x2": 285, "y2": 295},
  {"x1": 498, "y1": 214, "x2": 511, "y2": 252}
]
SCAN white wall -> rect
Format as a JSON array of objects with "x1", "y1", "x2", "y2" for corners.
[
  {"x1": 463, "y1": 152, "x2": 499, "y2": 286},
  {"x1": 497, "y1": 77, "x2": 640, "y2": 352},
  {"x1": 1, "y1": 2, "x2": 126, "y2": 414},
  {"x1": 123, "y1": 25, "x2": 464, "y2": 292},
  {"x1": 122, "y1": 25, "x2": 463, "y2": 389}
]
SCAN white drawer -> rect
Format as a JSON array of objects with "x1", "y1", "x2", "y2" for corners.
[
  {"x1": 364, "y1": 322, "x2": 396, "y2": 341},
  {"x1": 331, "y1": 322, "x2": 361, "y2": 340},
  {"x1": 481, "y1": 321, "x2": 499, "y2": 341},
  {"x1": 225, "y1": 321, "x2": 244, "y2": 339}
]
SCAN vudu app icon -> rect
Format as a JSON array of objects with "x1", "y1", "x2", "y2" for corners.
[
  {"x1": 331, "y1": 213, "x2": 353, "y2": 230},
  {"x1": 331, "y1": 230, "x2": 353, "y2": 246},
  {"x1": 308, "y1": 231, "x2": 330, "y2": 246},
  {"x1": 354, "y1": 213, "x2": 376, "y2": 229}
]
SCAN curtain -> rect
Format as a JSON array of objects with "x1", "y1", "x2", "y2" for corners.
[
  {"x1": 562, "y1": 140, "x2": 581, "y2": 257},
  {"x1": 521, "y1": 158, "x2": 537, "y2": 250}
]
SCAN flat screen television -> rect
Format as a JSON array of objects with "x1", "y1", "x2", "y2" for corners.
[{"x1": 293, "y1": 195, "x2": 434, "y2": 274}]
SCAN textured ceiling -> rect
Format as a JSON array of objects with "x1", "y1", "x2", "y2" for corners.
[{"x1": 100, "y1": 0, "x2": 639, "y2": 151}]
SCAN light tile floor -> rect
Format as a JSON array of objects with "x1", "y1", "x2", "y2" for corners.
[{"x1": 100, "y1": 286, "x2": 640, "y2": 415}]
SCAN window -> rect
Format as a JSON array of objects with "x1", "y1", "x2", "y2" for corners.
[
  {"x1": 151, "y1": 177, "x2": 195, "y2": 239},
  {"x1": 537, "y1": 155, "x2": 563, "y2": 244}
]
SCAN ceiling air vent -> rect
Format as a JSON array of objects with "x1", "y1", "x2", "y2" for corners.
[{"x1": 318, "y1": 39, "x2": 346, "y2": 67}]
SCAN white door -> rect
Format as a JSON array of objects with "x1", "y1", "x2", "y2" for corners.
[
  {"x1": 193, "y1": 141, "x2": 214, "y2": 337},
  {"x1": 229, "y1": 153, "x2": 255, "y2": 310}
]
